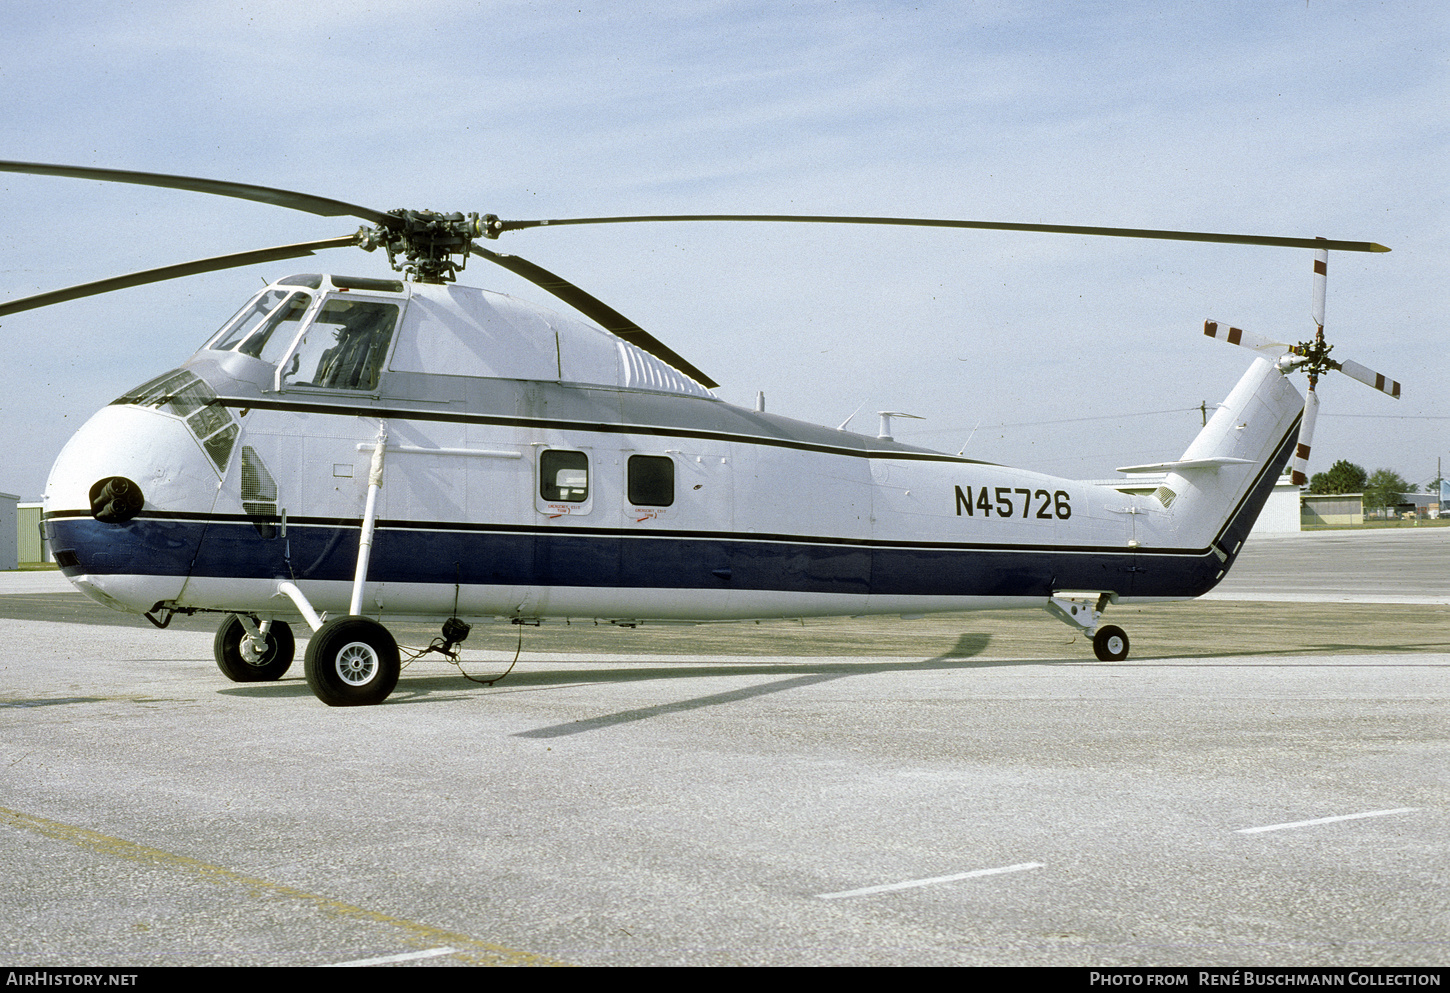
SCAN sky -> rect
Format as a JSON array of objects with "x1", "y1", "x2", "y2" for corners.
[{"x1": 0, "y1": 0, "x2": 1445, "y2": 501}]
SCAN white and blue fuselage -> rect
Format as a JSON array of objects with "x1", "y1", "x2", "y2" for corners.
[{"x1": 43, "y1": 273, "x2": 1304, "y2": 628}]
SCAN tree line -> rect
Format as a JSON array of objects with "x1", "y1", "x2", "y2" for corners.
[{"x1": 1308, "y1": 460, "x2": 1414, "y2": 514}]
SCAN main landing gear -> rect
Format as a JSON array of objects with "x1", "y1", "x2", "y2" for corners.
[
  {"x1": 214, "y1": 613, "x2": 296, "y2": 682},
  {"x1": 1046, "y1": 593, "x2": 1131, "y2": 662},
  {"x1": 215, "y1": 565, "x2": 461, "y2": 705},
  {"x1": 303, "y1": 616, "x2": 400, "y2": 707},
  {"x1": 209, "y1": 610, "x2": 406, "y2": 706}
]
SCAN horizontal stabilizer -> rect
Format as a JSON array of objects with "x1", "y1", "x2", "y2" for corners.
[{"x1": 1116, "y1": 457, "x2": 1255, "y2": 474}]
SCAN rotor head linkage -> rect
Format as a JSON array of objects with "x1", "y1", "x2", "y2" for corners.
[
  {"x1": 357, "y1": 210, "x2": 487, "y2": 283},
  {"x1": 1278, "y1": 336, "x2": 1339, "y2": 379}
]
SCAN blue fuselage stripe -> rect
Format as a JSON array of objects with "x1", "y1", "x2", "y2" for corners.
[{"x1": 48, "y1": 516, "x2": 1228, "y2": 599}]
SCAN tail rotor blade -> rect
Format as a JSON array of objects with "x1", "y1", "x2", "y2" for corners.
[
  {"x1": 1337, "y1": 358, "x2": 1402, "y2": 399},
  {"x1": 1203, "y1": 320, "x2": 1287, "y2": 353},
  {"x1": 1290, "y1": 389, "x2": 1321, "y2": 486},
  {"x1": 1312, "y1": 244, "x2": 1328, "y2": 333}
]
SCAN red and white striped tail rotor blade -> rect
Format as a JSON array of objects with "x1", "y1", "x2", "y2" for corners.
[
  {"x1": 1337, "y1": 358, "x2": 1402, "y2": 399},
  {"x1": 1290, "y1": 389, "x2": 1321, "y2": 486},
  {"x1": 1312, "y1": 245, "x2": 1328, "y2": 332},
  {"x1": 1203, "y1": 320, "x2": 1287, "y2": 353}
]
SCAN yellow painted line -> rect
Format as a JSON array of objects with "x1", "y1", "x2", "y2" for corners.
[{"x1": 0, "y1": 805, "x2": 567, "y2": 967}]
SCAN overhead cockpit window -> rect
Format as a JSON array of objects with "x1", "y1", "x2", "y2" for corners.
[
  {"x1": 278, "y1": 274, "x2": 323, "y2": 289},
  {"x1": 209, "y1": 289, "x2": 312, "y2": 360},
  {"x1": 281, "y1": 299, "x2": 400, "y2": 391}
]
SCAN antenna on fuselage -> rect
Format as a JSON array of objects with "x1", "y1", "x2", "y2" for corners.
[{"x1": 877, "y1": 411, "x2": 924, "y2": 441}]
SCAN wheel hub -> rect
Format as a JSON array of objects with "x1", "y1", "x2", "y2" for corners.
[
  {"x1": 334, "y1": 642, "x2": 379, "y2": 685},
  {"x1": 240, "y1": 637, "x2": 269, "y2": 666}
]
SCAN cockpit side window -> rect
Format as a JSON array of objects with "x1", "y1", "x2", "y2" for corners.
[
  {"x1": 245, "y1": 294, "x2": 311, "y2": 364},
  {"x1": 280, "y1": 299, "x2": 400, "y2": 391}
]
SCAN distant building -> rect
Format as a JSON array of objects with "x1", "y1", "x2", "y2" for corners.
[
  {"x1": 17, "y1": 502, "x2": 47, "y2": 564},
  {"x1": 0, "y1": 493, "x2": 17, "y2": 570},
  {"x1": 1254, "y1": 474, "x2": 1302, "y2": 533},
  {"x1": 1302, "y1": 492, "x2": 1363, "y2": 526},
  {"x1": 1395, "y1": 492, "x2": 1436, "y2": 518}
]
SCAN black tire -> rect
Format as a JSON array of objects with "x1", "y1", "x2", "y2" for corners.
[
  {"x1": 303, "y1": 616, "x2": 400, "y2": 707},
  {"x1": 214, "y1": 614, "x2": 295, "y2": 682},
  {"x1": 1092, "y1": 624, "x2": 1129, "y2": 662}
]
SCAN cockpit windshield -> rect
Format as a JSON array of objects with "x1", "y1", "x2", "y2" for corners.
[{"x1": 207, "y1": 289, "x2": 312, "y2": 365}]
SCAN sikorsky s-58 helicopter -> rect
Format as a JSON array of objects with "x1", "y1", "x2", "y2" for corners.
[{"x1": 0, "y1": 161, "x2": 1401, "y2": 706}]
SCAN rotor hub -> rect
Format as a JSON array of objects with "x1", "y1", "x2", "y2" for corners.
[
  {"x1": 359, "y1": 209, "x2": 486, "y2": 283},
  {"x1": 1284, "y1": 335, "x2": 1341, "y2": 380}
]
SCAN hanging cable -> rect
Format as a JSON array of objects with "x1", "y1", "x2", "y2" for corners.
[
  {"x1": 396, "y1": 618, "x2": 524, "y2": 687},
  {"x1": 452, "y1": 621, "x2": 524, "y2": 687}
]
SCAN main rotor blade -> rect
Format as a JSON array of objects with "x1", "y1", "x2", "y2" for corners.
[
  {"x1": 0, "y1": 235, "x2": 361, "y2": 318},
  {"x1": 469, "y1": 245, "x2": 718, "y2": 389},
  {"x1": 0, "y1": 160, "x2": 396, "y2": 227},
  {"x1": 493, "y1": 214, "x2": 1390, "y2": 254}
]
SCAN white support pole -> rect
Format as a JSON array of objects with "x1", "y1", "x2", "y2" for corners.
[{"x1": 350, "y1": 420, "x2": 388, "y2": 617}]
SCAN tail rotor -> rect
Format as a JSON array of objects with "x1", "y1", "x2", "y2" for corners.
[
  {"x1": 1291, "y1": 243, "x2": 1331, "y2": 486},
  {"x1": 1204, "y1": 241, "x2": 1400, "y2": 487}
]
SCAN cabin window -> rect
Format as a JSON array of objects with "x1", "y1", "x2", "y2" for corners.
[
  {"x1": 540, "y1": 450, "x2": 589, "y2": 503},
  {"x1": 281, "y1": 299, "x2": 400, "y2": 391},
  {"x1": 628, "y1": 455, "x2": 675, "y2": 507}
]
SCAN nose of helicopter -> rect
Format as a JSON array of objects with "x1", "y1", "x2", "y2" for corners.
[{"x1": 43, "y1": 400, "x2": 227, "y2": 614}]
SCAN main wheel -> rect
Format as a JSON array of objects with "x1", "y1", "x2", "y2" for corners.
[
  {"x1": 1092, "y1": 624, "x2": 1130, "y2": 662},
  {"x1": 214, "y1": 614, "x2": 295, "y2": 682},
  {"x1": 303, "y1": 616, "x2": 400, "y2": 707}
]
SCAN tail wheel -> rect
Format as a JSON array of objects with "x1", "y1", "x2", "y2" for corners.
[
  {"x1": 1092, "y1": 625, "x2": 1130, "y2": 662},
  {"x1": 304, "y1": 616, "x2": 400, "y2": 706},
  {"x1": 214, "y1": 614, "x2": 294, "y2": 682}
]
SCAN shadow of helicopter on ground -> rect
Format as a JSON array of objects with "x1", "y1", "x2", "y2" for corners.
[
  {"x1": 221, "y1": 631, "x2": 1108, "y2": 728},
  {"x1": 217, "y1": 616, "x2": 1450, "y2": 730}
]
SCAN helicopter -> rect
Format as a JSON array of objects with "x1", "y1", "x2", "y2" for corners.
[{"x1": 0, "y1": 160, "x2": 1401, "y2": 706}]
